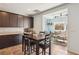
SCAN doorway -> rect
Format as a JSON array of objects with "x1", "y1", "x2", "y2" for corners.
[{"x1": 42, "y1": 8, "x2": 68, "y2": 54}]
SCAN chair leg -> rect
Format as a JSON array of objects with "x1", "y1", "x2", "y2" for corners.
[
  {"x1": 42, "y1": 49, "x2": 46, "y2": 55},
  {"x1": 28, "y1": 46, "x2": 31, "y2": 55},
  {"x1": 31, "y1": 46, "x2": 32, "y2": 53},
  {"x1": 42, "y1": 49, "x2": 43, "y2": 55},
  {"x1": 26, "y1": 45, "x2": 31, "y2": 55},
  {"x1": 22, "y1": 39, "x2": 25, "y2": 52},
  {"x1": 44, "y1": 49, "x2": 46, "y2": 55},
  {"x1": 23, "y1": 41, "x2": 26, "y2": 55},
  {"x1": 33, "y1": 45, "x2": 36, "y2": 52},
  {"x1": 31, "y1": 45, "x2": 35, "y2": 53},
  {"x1": 24, "y1": 50, "x2": 26, "y2": 55},
  {"x1": 27, "y1": 45, "x2": 29, "y2": 51},
  {"x1": 24, "y1": 45, "x2": 26, "y2": 55}
]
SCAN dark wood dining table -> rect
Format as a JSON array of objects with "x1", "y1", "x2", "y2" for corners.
[{"x1": 23, "y1": 33, "x2": 51, "y2": 55}]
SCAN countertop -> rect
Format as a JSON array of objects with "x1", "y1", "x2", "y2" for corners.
[{"x1": 0, "y1": 32, "x2": 23, "y2": 36}]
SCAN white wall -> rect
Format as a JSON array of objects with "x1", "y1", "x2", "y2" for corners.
[
  {"x1": 33, "y1": 15, "x2": 42, "y2": 33},
  {"x1": 68, "y1": 4, "x2": 79, "y2": 53}
]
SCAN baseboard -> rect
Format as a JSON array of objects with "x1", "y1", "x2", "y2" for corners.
[{"x1": 68, "y1": 50, "x2": 79, "y2": 55}]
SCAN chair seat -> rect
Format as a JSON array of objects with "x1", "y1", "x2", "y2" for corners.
[
  {"x1": 30, "y1": 41, "x2": 36, "y2": 45},
  {"x1": 39, "y1": 43, "x2": 49, "y2": 49}
]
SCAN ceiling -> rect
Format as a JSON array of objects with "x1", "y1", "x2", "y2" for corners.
[{"x1": 0, "y1": 3, "x2": 62, "y2": 16}]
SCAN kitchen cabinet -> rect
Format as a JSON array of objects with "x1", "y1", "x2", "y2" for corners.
[
  {"x1": 0, "y1": 34, "x2": 21, "y2": 49},
  {"x1": 30, "y1": 17, "x2": 33, "y2": 28},
  {"x1": 9, "y1": 13, "x2": 18, "y2": 27},
  {"x1": 18, "y1": 15, "x2": 24, "y2": 27},
  {"x1": 0, "y1": 12, "x2": 9, "y2": 27},
  {"x1": 23, "y1": 16, "x2": 33, "y2": 28},
  {"x1": 0, "y1": 11, "x2": 33, "y2": 27}
]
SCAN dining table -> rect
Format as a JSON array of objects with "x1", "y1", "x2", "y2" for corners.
[{"x1": 23, "y1": 33, "x2": 51, "y2": 55}]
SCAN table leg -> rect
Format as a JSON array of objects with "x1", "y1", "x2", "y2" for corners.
[
  {"x1": 22, "y1": 37, "x2": 24, "y2": 52},
  {"x1": 22, "y1": 39, "x2": 26, "y2": 55},
  {"x1": 28, "y1": 39, "x2": 31, "y2": 55},
  {"x1": 49, "y1": 39, "x2": 51, "y2": 55},
  {"x1": 49, "y1": 45, "x2": 51, "y2": 55},
  {"x1": 22, "y1": 38, "x2": 26, "y2": 52},
  {"x1": 36, "y1": 41, "x2": 39, "y2": 55}
]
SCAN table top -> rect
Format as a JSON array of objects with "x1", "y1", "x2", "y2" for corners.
[{"x1": 24, "y1": 34, "x2": 45, "y2": 41}]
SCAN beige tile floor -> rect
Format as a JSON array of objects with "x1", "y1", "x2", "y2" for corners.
[{"x1": 0, "y1": 43, "x2": 73, "y2": 55}]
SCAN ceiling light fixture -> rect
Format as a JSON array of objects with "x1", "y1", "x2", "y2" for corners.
[{"x1": 27, "y1": 9, "x2": 32, "y2": 11}]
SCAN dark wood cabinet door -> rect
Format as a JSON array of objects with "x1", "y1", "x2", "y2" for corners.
[
  {"x1": 0, "y1": 11, "x2": 33, "y2": 27},
  {"x1": 9, "y1": 13, "x2": 18, "y2": 27},
  {"x1": 0, "y1": 12, "x2": 2, "y2": 27},
  {"x1": 0, "y1": 12, "x2": 9, "y2": 27},
  {"x1": 30, "y1": 17, "x2": 33, "y2": 28},
  {"x1": 18, "y1": 15, "x2": 24, "y2": 27},
  {"x1": 0, "y1": 34, "x2": 22, "y2": 49},
  {"x1": 23, "y1": 17, "x2": 33, "y2": 28}
]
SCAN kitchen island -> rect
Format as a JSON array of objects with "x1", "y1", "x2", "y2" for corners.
[{"x1": 0, "y1": 32, "x2": 23, "y2": 49}]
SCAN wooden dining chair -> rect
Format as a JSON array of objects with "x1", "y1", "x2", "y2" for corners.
[
  {"x1": 22, "y1": 35, "x2": 36, "y2": 55},
  {"x1": 39, "y1": 33, "x2": 51, "y2": 55},
  {"x1": 39, "y1": 31, "x2": 45, "y2": 34}
]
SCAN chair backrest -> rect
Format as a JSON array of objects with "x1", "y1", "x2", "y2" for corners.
[
  {"x1": 22, "y1": 35, "x2": 28, "y2": 41},
  {"x1": 44, "y1": 33, "x2": 51, "y2": 46},
  {"x1": 45, "y1": 34, "x2": 50, "y2": 39},
  {"x1": 39, "y1": 31, "x2": 45, "y2": 35}
]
